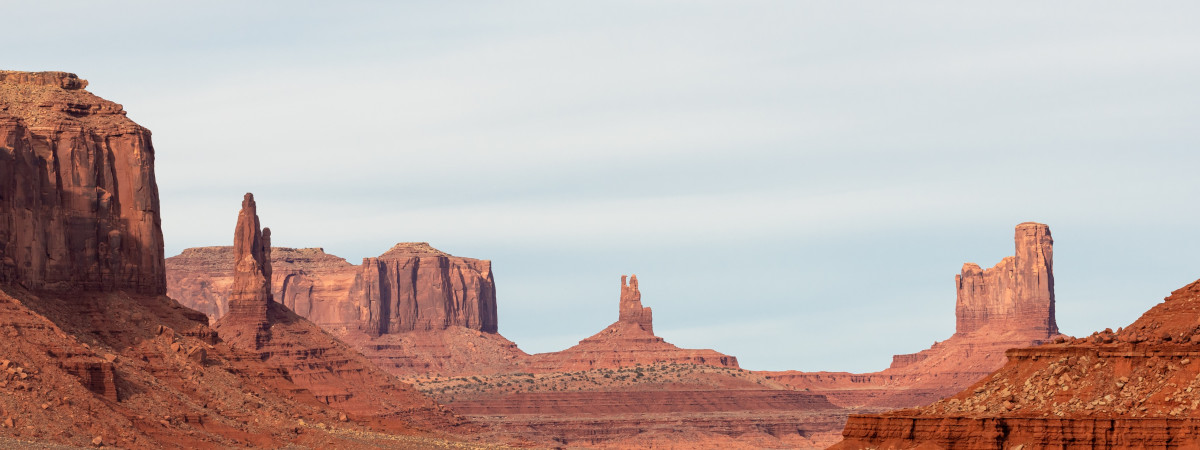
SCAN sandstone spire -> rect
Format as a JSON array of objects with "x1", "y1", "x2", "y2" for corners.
[
  {"x1": 954, "y1": 222, "x2": 1057, "y2": 339},
  {"x1": 618, "y1": 274, "x2": 653, "y2": 334},
  {"x1": 225, "y1": 193, "x2": 272, "y2": 333}
]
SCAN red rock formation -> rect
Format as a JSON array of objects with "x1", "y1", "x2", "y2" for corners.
[
  {"x1": 528, "y1": 274, "x2": 738, "y2": 372},
  {"x1": 836, "y1": 277, "x2": 1200, "y2": 448},
  {"x1": 618, "y1": 274, "x2": 653, "y2": 334},
  {"x1": 166, "y1": 243, "x2": 497, "y2": 335},
  {"x1": 955, "y1": 222, "x2": 1057, "y2": 338},
  {"x1": 212, "y1": 194, "x2": 463, "y2": 430},
  {"x1": 0, "y1": 71, "x2": 473, "y2": 448},
  {"x1": 167, "y1": 243, "x2": 516, "y2": 377},
  {"x1": 0, "y1": 71, "x2": 164, "y2": 295},
  {"x1": 354, "y1": 242, "x2": 497, "y2": 335},
  {"x1": 761, "y1": 223, "x2": 1062, "y2": 412},
  {"x1": 223, "y1": 194, "x2": 272, "y2": 340}
]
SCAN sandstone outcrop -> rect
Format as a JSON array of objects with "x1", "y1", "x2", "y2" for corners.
[
  {"x1": 221, "y1": 194, "x2": 272, "y2": 348},
  {"x1": 419, "y1": 362, "x2": 847, "y2": 448},
  {"x1": 618, "y1": 274, "x2": 652, "y2": 334},
  {"x1": 836, "y1": 277, "x2": 1200, "y2": 449},
  {"x1": 212, "y1": 194, "x2": 462, "y2": 429},
  {"x1": 955, "y1": 221, "x2": 1057, "y2": 338},
  {"x1": 167, "y1": 243, "x2": 497, "y2": 334},
  {"x1": 0, "y1": 71, "x2": 472, "y2": 448},
  {"x1": 762, "y1": 223, "x2": 1062, "y2": 419},
  {"x1": 168, "y1": 243, "x2": 516, "y2": 377},
  {"x1": 528, "y1": 274, "x2": 738, "y2": 372},
  {"x1": 0, "y1": 71, "x2": 164, "y2": 294}
]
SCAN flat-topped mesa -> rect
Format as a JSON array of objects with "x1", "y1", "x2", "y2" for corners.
[
  {"x1": 954, "y1": 222, "x2": 1057, "y2": 339},
  {"x1": 356, "y1": 242, "x2": 497, "y2": 336},
  {"x1": 0, "y1": 70, "x2": 164, "y2": 294},
  {"x1": 225, "y1": 193, "x2": 272, "y2": 332},
  {"x1": 618, "y1": 274, "x2": 653, "y2": 334}
]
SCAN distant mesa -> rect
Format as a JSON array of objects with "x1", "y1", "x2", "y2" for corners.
[
  {"x1": 168, "y1": 241, "x2": 517, "y2": 377},
  {"x1": 211, "y1": 193, "x2": 461, "y2": 428},
  {"x1": 528, "y1": 274, "x2": 739, "y2": 372},
  {"x1": 168, "y1": 241, "x2": 497, "y2": 334}
]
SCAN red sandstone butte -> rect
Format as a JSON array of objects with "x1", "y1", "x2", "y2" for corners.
[
  {"x1": 0, "y1": 71, "x2": 471, "y2": 448},
  {"x1": 0, "y1": 71, "x2": 164, "y2": 294},
  {"x1": 761, "y1": 222, "x2": 1062, "y2": 410},
  {"x1": 528, "y1": 274, "x2": 738, "y2": 372},
  {"x1": 836, "y1": 277, "x2": 1200, "y2": 449},
  {"x1": 167, "y1": 243, "x2": 497, "y2": 333},
  {"x1": 212, "y1": 194, "x2": 463, "y2": 430},
  {"x1": 167, "y1": 243, "x2": 522, "y2": 377}
]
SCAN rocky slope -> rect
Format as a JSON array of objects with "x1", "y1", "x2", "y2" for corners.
[
  {"x1": 527, "y1": 274, "x2": 738, "y2": 372},
  {"x1": 0, "y1": 71, "x2": 486, "y2": 448},
  {"x1": 835, "y1": 277, "x2": 1200, "y2": 449},
  {"x1": 421, "y1": 275, "x2": 838, "y2": 447},
  {"x1": 761, "y1": 222, "x2": 1062, "y2": 410}
]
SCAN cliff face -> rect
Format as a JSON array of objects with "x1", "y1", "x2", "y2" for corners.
[
  {"x1": 955, "y1": 222, "x2": 1057, "y2": 339},
  {"x1": 355, "y1": 242, "x2": 497, "y2": 335},
  {"x1": 0, "y1": 71, "x2": 470, "y2": 448},
  {"x1": 166, "y1": 242, "x2": 498, "y2": 334},
  {"x1": 836, "y1": 278, "x2": 1200, "y2": 449},
  {"x1": 0, "y1": 71, "x2": 164, "y2": 294}
]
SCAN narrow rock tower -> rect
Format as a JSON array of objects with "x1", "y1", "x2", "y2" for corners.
[
  {"x1": 618, "y1": 275, "x2": 653, "y2": 334},
  {"x1": 954, "y1": 222, "x2": 1057, "y2": 339},
  {"x1": 224, "y1": 193, "x2": 273, "y2": 347}
]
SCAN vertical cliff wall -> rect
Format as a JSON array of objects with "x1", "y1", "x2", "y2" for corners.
[
  {"x1": 354, "y1": 242, "x2": 497, "y2": 336},
  {"x1": 0, "y1": 71, "x2": 164, "y2": 294},
  {"x1": 166, "y1": 242, "x2": 498, "y2": 335},
  {"x1": 955, "y1": 222, "x2": 1057, "y2": 339}
]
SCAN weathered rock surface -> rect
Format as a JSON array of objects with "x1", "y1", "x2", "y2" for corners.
[
  {"x1": 0, "y1": 71, "x2": 164, "y2": 294},
  {"x1": 618, "y1": 274, "x2": 653, "y2": 334},
  {"x1": 167, "y1": 243, "x2": 497, "y2": 334},
  {"x1": 212, "y1": 194, "x2": 463, "y2": 430},
  {"x1": 761, "y1": 222, "x2": 1062, "y2": 413},
  {"x1": 528, "y1": 274, "x2": 738, "y2": 372},
  {"x1": 955, "y1": 221, "x2": 1058, "y2": 338},
  {"x1": 168, "y1": 243, "x2": 516, "y2": 377},
  {"x1": 836, "y1": 277, "x2": 1200, "y2": 449},
  {"x1": 0, "y1": 71, "x2": 476, "y2": 448},
  {"x1": 417, "y1": 362, "x2": 847, "y2": 448}
]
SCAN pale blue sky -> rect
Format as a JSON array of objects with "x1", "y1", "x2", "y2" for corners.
[{"x1": 9, "y1": 1, "x2": 1200, "y2": 371}]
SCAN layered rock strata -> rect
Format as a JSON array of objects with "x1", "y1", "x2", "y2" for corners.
[
  {"x1": 528, "y1": 274, "x2": 738, "y2": 372},
  {"x1": 0, "y1": 70, "x2": 164, "y2": 294},
  {"x1": 836, "y1": 278, "x2": 1200, "y2": 449}
]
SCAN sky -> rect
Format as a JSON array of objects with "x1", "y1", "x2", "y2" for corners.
[{"x1": 7, "y1": 1, "x2": 1200, "y2": 371}]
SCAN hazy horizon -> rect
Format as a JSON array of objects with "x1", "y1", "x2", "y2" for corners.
[{"x1": 8, "y1": 1, "x2": 1200, "y2": 371}]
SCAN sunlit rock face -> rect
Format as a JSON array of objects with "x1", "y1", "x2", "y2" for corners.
[{"x1": 0, "y1": 71, "x2": 165, "y2": 294}]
